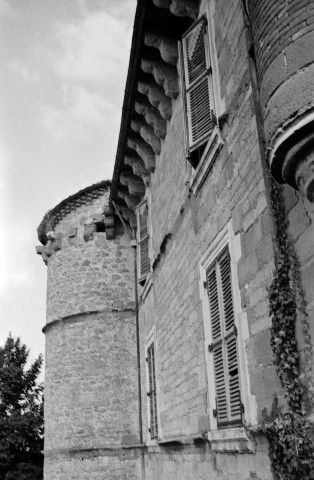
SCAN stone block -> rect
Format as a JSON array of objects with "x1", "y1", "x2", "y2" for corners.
[
  {"x1": 68, "y1": 227, "x2": 78, "y2": 238},
  {"x1": 287, "y1": 199, "x2": 311, "y2": 241},
  {"x1": 238, "y1": 251, "x2": 259, "y2": 286},
  {"x1": 198, "y1": 415, "x2": 210, "y2": 433},
  {"x1": 254, "y1": 329, "x2": 273, "y2": 367}
]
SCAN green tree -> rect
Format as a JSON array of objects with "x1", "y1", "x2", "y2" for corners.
[{"x1": 0, "y1": 334, "x2": 44, "y2": 480}]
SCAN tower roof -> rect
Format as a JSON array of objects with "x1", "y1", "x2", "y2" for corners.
[{"x1": 37, "y1": 180, "x2": 111, "y2": 245}]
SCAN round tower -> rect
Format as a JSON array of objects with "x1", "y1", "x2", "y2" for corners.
[
  {"x1": 36, "y1": 181, "x2": 141, "y2": 480},
  {"x1": 248, "y1": 0, "x2": 314, "y2": 202}
]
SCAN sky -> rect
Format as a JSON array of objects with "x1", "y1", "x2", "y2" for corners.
[{"x1": 0, "y1": 0, "x2": 136, "y2": 370}]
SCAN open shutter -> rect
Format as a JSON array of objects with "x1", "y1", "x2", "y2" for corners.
[
  {"x1": 206, "y1": 247, "x2": 242, "y2": 428},
  {"x1": 182, "y1": 17, "x2": 214, "y2": 152},
  {"x1": 147, "y1": 342, "x2": 158, "y2": 439},
  {"x1": 219, "y1": 250, "x2": 241, "y2": 425},
  {"x1": 137, "y1": 201, "x2": 150, "y2": 282}
]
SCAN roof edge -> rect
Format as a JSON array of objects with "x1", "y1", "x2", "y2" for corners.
[
  {"x1": 37, "y1": 180, "x2": 111, "y2": 245},
  {"x1": 110, "y1": 0, "x2": 147, "y2": 203}
]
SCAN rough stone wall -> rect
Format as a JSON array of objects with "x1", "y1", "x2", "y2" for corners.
[
  {"x1": 46, "y1": 192, "x2": 135, "y2": 323},
  {"x1": 138, "y1": 0, "x2": 278, "y2": 478},
  {"x1": 43, "y1": 191, "x2": 141, "y2": 480}
]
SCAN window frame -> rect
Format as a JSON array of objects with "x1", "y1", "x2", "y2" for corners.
[{"x1": 199, "y1": 222, "x2": 257, "y2": 450}]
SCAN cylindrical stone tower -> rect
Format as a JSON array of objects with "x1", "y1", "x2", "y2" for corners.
[
  {"x1": 36, "y1": 181, "x2": 141, "y2": 480},
  {"x1": 248, "y1": 0, "x2": 314, "y2": 202}
]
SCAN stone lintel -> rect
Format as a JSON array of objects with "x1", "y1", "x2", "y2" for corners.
[{"x1": 137, "y1": 80, "x2": 172, "y2": 121}]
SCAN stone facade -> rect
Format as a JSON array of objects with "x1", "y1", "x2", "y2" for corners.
[{"x1": 37, "y1": 1, "x2": 314, "y2": 479}]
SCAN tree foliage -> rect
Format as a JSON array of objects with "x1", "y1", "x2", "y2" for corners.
[{"x1": 0, "y1": 334, "x2": 44, "y2": 480}]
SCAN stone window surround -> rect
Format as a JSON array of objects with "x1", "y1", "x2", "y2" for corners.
[{"x1": 199, "y1": 221, "x2": 258, "y2": 453}]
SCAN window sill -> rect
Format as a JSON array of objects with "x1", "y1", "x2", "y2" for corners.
[
  {"x1": 145, "y1": 439, "x2": 160, "y2": 453},
  {"x1": 207, "y1": 427, "x2": 256, "y2": 453},
  {"x1": 190, "y1": 127, "x2": 223, "y2": 196}
]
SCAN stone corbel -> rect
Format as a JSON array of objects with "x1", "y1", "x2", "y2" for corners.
[
  {"x1": 152, "y1": 0, "x2": 198, "y2": 19},
  {"x1": 134, "y1": 99, "x2": 167, "y2": 139},
  {"x1": 124, "y1": 154, "x2": 150, "y2": 181},
  {"x1": 141, "y1": 58, "x2": 178, "y2": 99},
  {"x1": 144, "y1": 34, "x2": 178, "y2": 66},
  {"x1": 120, "y1": 171, "x2": 146, "y2": 196},
  {"x1": 131, "y1": 117, "x2": 161, "y2": 154},
  {"x1": 120, "y1": 206, "x2": 137, "y2": 229},
  {"x1": 103, "y1": 206, "x2": 116, "y2": 239},
  {"x1": 137, "y1": 80, "x2": 172, "y2": 121},
  {"x1": 35, "y1": 232, "x2": 62, "y2": 264},
  {"x1": 127, "y1": 136, "x2": 156, "y2": 171},
  {"x1": 117, "y1": 188, "x2": 141, "y2": 210},
  {"x1": 270, "y1": 118, "x2": 314, "y2": 202}
]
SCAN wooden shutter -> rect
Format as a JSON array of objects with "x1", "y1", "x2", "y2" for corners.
[
  {"x1": 147, "y1": 342, "x2": 158, "y2": 439},
  {"x1": 206, "y1": 247, "x2": 242, "y2": 428},
  {"x1": 137, "y1": 201, "x2": 150, "y2": 282},
  {"x1": 182, "y1": 17, "x2": 213, "y2": 152}
]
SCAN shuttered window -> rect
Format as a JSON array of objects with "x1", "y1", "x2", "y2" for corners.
[
  {"x1": 182, "y1": 16, "x2": 214, "y2": 162},
  {"x1": 147, "y1": 342, "x2": 158, "y2": 439},
  {"x1": 206, "y1": 247, "x2": 242, "y2": 428},
  {"x1": 137, "y1": 201, "x2": 150, "y2": 283}
]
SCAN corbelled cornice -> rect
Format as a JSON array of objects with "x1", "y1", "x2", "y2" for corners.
[{"x1": 110, "y1": 0, "x2": 199, "y2": 229}]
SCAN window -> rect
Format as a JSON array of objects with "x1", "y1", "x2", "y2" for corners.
[
  {"x1": 181, "y1": 16, "x2": 215, "y2": 168},
  {"x1": 206, "y1": 247, "x2": 242, "y2": 428},
  {"x1": 137, "y1": 200, "x2": 150, "y2": 284},
  {"x1": 146, "y1": 342, "x2": 158, "y2": 439},
  {"x1": 199, "y1": 223, "x2": 257, "y2": 450}
]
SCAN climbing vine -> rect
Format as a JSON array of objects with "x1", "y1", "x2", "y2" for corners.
[{"x1": 263, "y1": 179, "x2": 314, "y2": 479}]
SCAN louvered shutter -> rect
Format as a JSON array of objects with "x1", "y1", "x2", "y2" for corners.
[
  {"x1": 137, "y1": 201, "x2": 150, "y2": 282},
  {"x1": 182, "y1": 17, "x2": 214, "y2": 152},
  {"x1": 206, "y1": 247, "x2": 242, "y2": 428},
  {"x1": 147, "y1": 342, "x2": 158, "y2": 439}
]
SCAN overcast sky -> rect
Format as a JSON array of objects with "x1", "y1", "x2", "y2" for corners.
[{"x1": 0, "y1": 0, "x2": 136, "y2": 368}]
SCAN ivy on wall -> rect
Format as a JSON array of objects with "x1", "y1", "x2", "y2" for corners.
[{"x1": 263, "y1": 179, "x2": 314, "y2": 480}]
